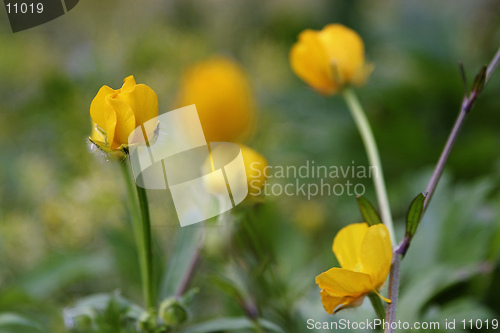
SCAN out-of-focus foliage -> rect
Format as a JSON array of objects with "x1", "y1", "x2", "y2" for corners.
[{"x1": 1, "y1": 0, "x2": 499, "y2": 332}]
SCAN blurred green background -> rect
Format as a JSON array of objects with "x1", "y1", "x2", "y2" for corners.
[{"x1": 1, "y1": 0, "x2": 500, "y2": 332}]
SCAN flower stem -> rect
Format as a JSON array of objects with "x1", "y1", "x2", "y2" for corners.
[
  {"x1": 384, "y1": 254, "x2": 401, "y2": 333},
  {"x1": 342, "y1": 88, "x2": 396, "y2": 246},
  {"x1": 368, "y1": 292, "x2": 386, "y2": 320},
  {"x1": 424, "y1": 46, "x2": 500, "y2": 212},
  {"x1": 120, "y1": 160, "x2": 155, "y2": 311},
  {"x1": 386, "y1": 47, "x2": 500, "y2": 333}
]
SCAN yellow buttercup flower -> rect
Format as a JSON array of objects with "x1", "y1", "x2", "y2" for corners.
[
  {"x1": 177, "y1": 57, "x2": 254, "y2": 142},
  {"x1": 90, "y1": 75, "x2": 158, "y2": 151},
  {"x1": 316, "y1": 223, "x2": 392, "y2": 314},
  {"x1": 240, "y1": 145, "x2": 268, "y2": 197},
  {"x1": 290, "y1": 24, "x2": 372, "y2": 95},
  {"x1": 203, "y1": 144, "x2": 268, "y2": 198}
]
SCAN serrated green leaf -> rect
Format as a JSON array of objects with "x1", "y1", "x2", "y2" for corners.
[
  {"x1": 406, "y1": 192, "x2": 427, "y2": 239},
  {"x1": 356, "y1": 196, "x2": 382, "y2": 226},
  {"x1": 180, "y1": 317, "x2": 284, "y2": 333}
]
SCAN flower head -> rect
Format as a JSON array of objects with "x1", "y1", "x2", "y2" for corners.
[
  {"x1": 240, "y1": 144, "x2": 268, "y2": 197},
  {"x1": 177, "y1": 57, "x2": 254, "y2": 142},
  {"x1": 316, "y1": 223, "x2": 392, "y2": 314},
  {"x1": 290, "y1": 24, "x2": 372, "y2": 95},
  {"x1": 90, "y1": 75, "x2": 158, "y2": 152},
  {"x1": 203, "y1": 144, "x2": 268, "y2": 199}
]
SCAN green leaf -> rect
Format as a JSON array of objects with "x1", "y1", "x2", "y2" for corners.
[
  {"x1": 180, "y1": 317, "x2": 284, "y2": 333},
  {"x1": 356, "y1": 196, "x2": 382, "y2": 226},
  {"x1": 0, "y1": 313, "x2": 43, "y2": 332},
  {"x1": 208, "y1": 273, "x2": 245, "y2": 301},
  {"x1": 471, "y1": 64, "x2": 487, "y2": 95},
  {"x1": 406, "y1": 192, "x2": 427, "y2": 239},
  {"x1": 17, "y1": 252, "x2": 111, "y2": 298},
  {"x1": 431, "y1": 298, "x2": 497, "y2": 323},
  {"x1": 398, "y1": 264, "x2": 487, "y2": 323},
  {"x1": 181, "y1": 287, "x2": 200, "y2": 306},
  {"x1": 64, "y1": 292, "x2": 144, "y2": 324},
  {"x1": 159, "y1": 226, "x2": 203, "y2": 299},
  {"x1": 15, "y1": 252, "x2": 112, "y2": 299}
]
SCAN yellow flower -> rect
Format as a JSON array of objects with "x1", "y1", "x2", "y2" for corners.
[
  {"x1": 203, "y1": 144, "x2": 268, "y2": 198},
  {"x1": 240, "y1": 145, "x2": 268, "y2": 197},
  {"x1": 90, "y1": 75, "x2": 158, "y2": 151},
  {"x1": 290, "y1": 24, "x2": 372, "y2": 95},
  {"x1": 316, "y1": 223, "x2": 392, "y2": 314},
  {"x1": 177, "y1": 57, "x2": 254, "y2": 142}
]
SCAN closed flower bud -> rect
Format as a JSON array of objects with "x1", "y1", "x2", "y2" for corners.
[
  {"x1": 177, "y1": 57, "x2": 255, "y2": 142},
  {"x1": 89, "y1": 75, "x2": 158, "y2": 152},
  {"x1": 159, "y1": 298, "x2": 188, "y2": 326},
  {"x1": 290, "y1": 24, "x2": 373, "y2": 95},
  {"x1": 138, "y1": 311, "x2": 157, "y2": 332}
]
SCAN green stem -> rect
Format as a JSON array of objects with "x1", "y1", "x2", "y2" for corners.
[
  {"x1": 120, "y1": 160, "x2": 155, "y2": 311},
  {"x1": 368, "y1": 292, "x2": 386, "y2": 320},
  {"x1": 252, "y1": 319, "x2": 265, "y2": 333},
  {"x1": 342, "y1": 88, "x2": 396, "y2": 245}
]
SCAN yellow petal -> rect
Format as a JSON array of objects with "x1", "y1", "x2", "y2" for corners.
[
  {"x1": 316, "y1": 267, "x2": 373, "y2": 297},
  {"x1": 319, "y1": 290, "x2": 345, "y2": 314},
  {"x1": 360, "y1": 224, "x2": 393, "y2": 288},
  {"x1": 317, "y1": 24, "x2": 365, "y2": 83},
  {"x1": 90, "y1": 121, "x2": 106, "y2": 144},
  {"x1": 106, "y1": 96, "x2": 136, "y2": 148},
  {"x1": 290, "y1": 29, "x2": 337, "y2": 95},
  {"x1": 121, "y1": 75, "x2": 137, "y2": 92},
  {"x1": 90, "y1": 85, "x2": 117, "y2": 130},
  {"x1": 116, "y1": 84, "x2": 159, "y2": 140},
  {"x1": 100, "y1": 99, "x2": 118, "y2": 148},
  {"x1": 320, "y1": 289, "x2": 368, "y2": 315},
  {"x1": 333, "y1": 223, "x2": 369, "y2": 271}
]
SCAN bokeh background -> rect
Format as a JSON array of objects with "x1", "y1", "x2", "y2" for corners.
[{"x1": 1, "y1": 0, "x2": 500, "y2": 332}]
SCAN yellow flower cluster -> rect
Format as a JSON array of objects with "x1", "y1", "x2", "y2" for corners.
[
  {"x1": 177, "y1": 57, "x2": 267, "y2": 197},
  {"x1": 89, "y1": 58, "x2": 267, "y2": 195}
]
